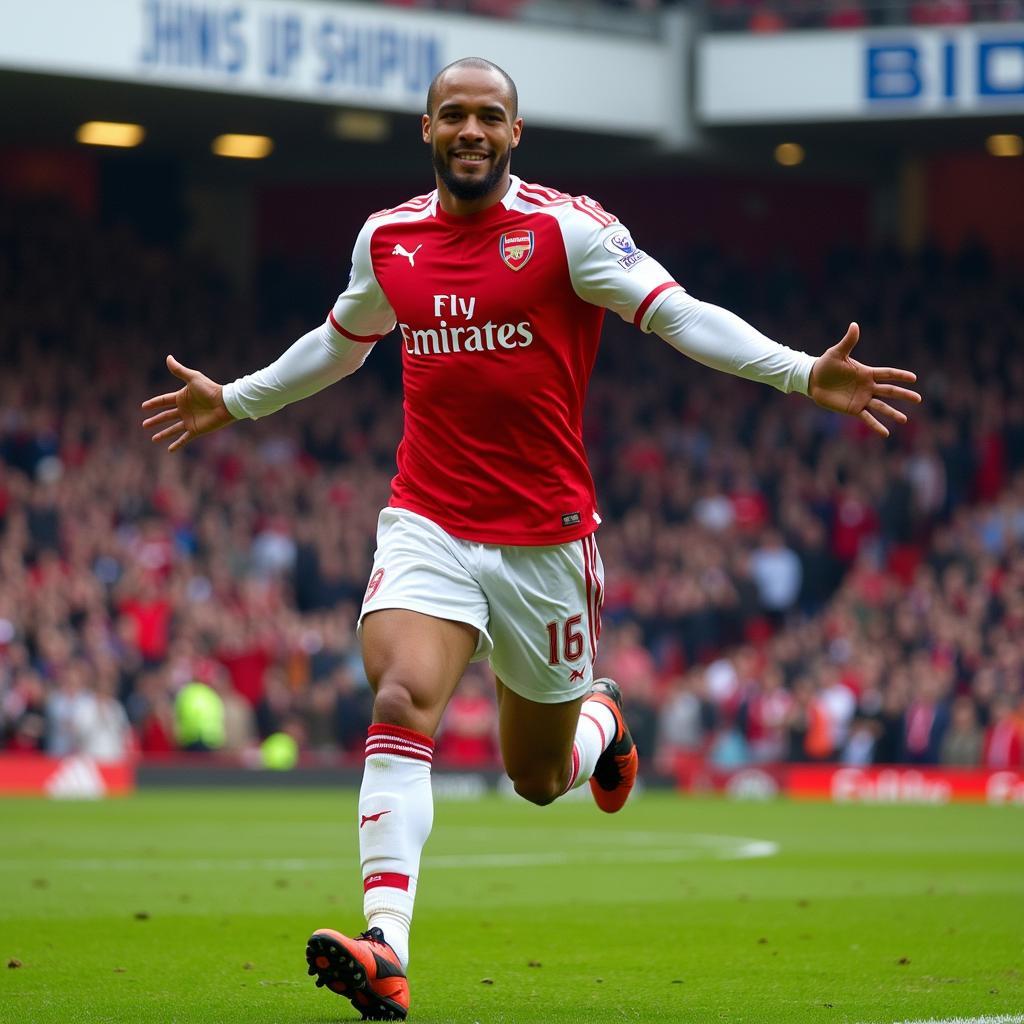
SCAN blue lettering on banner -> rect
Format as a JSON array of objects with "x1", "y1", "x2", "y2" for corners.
[
  {"x1": 865, "y1": 44, "x2": 922, "y2": 101},
  {"x1": 978, "y1": 40, "x2": 1024, "y2": 96},
  {"x1": 315, "y1": 18, "x2": 441, "y2": 93},
  {"x1": 137, "y1": 1, "x2": 442, "y2": 99},
  {"x1": 139, "y1": 1, "x2": 247, "y2": 73},
  {"x1": 263, "y1": 13, "x2": 303, "y2": 78},
  {"x1": 866, "y1": 33, "x2": 1024, "y2": 106}
]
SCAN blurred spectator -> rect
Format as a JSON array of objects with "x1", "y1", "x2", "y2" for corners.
[
  {"x1": 46, "y1": 660, "x2": 94, "y2": 757},
  {"x1": 902, "y1": 668, "x2": 951, "y2": 764},
  {"x1": 842, "y1": 717, "x2": 880, "y2": 765},
  {"x1": 74, "y1": 674, "x2": 132, "y2": 762},
  {"x1": 940, "y1": 696, "x2": 984, "y2": 767},
  {"x1": 786, "y1": 676, "x2": 834, "y2": 761},
  {"x1": 741, "y1": 664, "x2": 793, "y2": 762},
  {"x1": 749, "y1": 529, "x2": 802, "y2": 622},
  {"x1": 982, "y1": 696, "x2": 1023, "y2": 769},
  {"x1": 657, "y1": 671, "x2": 712, "y2": 762}
]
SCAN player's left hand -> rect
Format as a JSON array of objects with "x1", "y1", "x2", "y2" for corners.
[{"x1": 808, "y1": 322, "x2": 921, "y2": 437}]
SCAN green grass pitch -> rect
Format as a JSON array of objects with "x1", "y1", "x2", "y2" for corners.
[{"x1": 2, "y1": 788, "x2": 1022, "y2": 1024}]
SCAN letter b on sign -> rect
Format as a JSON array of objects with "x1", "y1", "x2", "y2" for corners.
[{"x1": 866, "y1": 45, "x2": 922, "y2": 100}]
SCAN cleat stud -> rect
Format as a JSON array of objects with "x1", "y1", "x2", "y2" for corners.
[
  {"x1": 315, "y1": 977, "x2": 325, "y2": 987},
  {"x1": 307, "y1": 966, "x2": 316, "y2": 976}
]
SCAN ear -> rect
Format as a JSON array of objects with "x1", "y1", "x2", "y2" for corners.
[
  {"x1": 422, "y1": 113, "x2": 431, "y2": 144},
  {"x1": 510, "y1": 116, "x2": 523, "y2": 149}
]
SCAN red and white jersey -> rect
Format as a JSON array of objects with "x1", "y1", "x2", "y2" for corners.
[{"x1": 330, "y1": 176, "x2": 682, "y2": 546}]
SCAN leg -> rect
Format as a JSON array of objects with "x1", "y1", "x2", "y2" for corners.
[
  {"x1": 497, "y1": 676, "x2": 633, "y2": 811},
  {"x1": 362, "y1": 607, "x2": 478, "y2": 734},
  {"x1": 358, "y1": 608, "x2": 476, "y2": 962},
  {"x1": 496, "y1": 679, "x2": 586, "y2": 805},
  {"x1": 308, "y1": 609, "x2": 476, "y2": 1021}
]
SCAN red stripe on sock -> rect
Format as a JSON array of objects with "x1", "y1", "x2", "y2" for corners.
[
  {"x1": 580, "y1": 710, "x2": 607, "y2": 751},
  {"x1": 365, "y1": 741, "x2": 433, "y2": 764},
  {"x1": 365, "y1": 724, "x2": 434, "y2": 762},
  {"x1": 363, "y1": 872, "x2": 410, "y2": 892},
  {"x1": 367, "y1": 724, "x2": 434, "y2": 749}
]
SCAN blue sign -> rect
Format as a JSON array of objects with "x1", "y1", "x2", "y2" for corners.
[{"x1": 866, "y1": 32, "x2": 1024, "y2": 106}]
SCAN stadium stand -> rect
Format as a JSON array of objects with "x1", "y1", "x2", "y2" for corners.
[{"x1": 0, "y1": 191, "x2": 1022, "y2": 771}]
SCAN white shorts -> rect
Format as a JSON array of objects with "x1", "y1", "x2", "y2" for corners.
[{"x1": 358, "y1": 507, "x2": 604, "y2": 704}]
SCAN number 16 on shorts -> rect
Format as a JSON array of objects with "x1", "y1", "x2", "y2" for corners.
[{"x1": 546, "y1": 614, "x2": 585, "y2": 665}]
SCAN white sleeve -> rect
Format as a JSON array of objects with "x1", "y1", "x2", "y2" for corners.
[
  {"x1": 328, "y1": 217, "x2": 397, "y2": 342},
  {"x1": 560, "y1": 206, "x2": 683, "y2": 331},
  {"x1": 222, "y1": 322, "x2": 374, "y2": 420},
  {"x1": 649, "y1": 288, "x2": 816, "y2": 396}
]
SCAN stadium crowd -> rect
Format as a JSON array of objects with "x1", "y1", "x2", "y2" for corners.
[{"x1": 0, "y1": 194, "x2": 1022, "y2": 772}]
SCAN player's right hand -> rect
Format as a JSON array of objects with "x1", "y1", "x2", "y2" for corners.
[{"x1": 141, "y1": 354, "x2": 235, "y2": 452}]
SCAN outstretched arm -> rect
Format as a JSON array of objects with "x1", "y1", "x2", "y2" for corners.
[
  {"x1": 648, "y1": 291, "x2": 921, "y2": 436},
  {"x1": 141, "y1": 321, "x2": 375, "y2": 452}
]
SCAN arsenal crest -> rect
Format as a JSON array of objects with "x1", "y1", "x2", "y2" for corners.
[{"x1": 500, "y1": 230, "x2": 534, "y2": 271}]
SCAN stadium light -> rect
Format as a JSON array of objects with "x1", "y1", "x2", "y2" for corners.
[
  {"x1": 75, "y1": 121, "x2": 145, "y2": 148},
  {"x1": 211, "y1": 134, "x2": 274, "y2": 159},
  {"x1": 331, "y1": 111, "x2": 391, "y2": 143},
  {"x1": 986, "y1": 133, "x2": 1023, "y2": 157},
  {"x1": 774, "y1": 143, "x2": 805, "y2": 167}
]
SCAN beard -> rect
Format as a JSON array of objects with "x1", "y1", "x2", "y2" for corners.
[{"x1": 433, "y1": 144, "x2": 511, "y2": 200}]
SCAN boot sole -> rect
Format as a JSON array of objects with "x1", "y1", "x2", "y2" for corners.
[{"x1": 306, "y1": 931, "x2": 408, "y2": 1021}]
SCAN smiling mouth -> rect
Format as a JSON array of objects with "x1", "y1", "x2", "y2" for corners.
[{"x1": 452, "y1": 151, "x2": 490, "y2": 165}]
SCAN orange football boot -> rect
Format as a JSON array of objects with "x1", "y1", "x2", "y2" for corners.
[
  {"x1": 306, "y1": 926, "x2": 409, "y2": 1021},
  {"x1": 587, "y1": 678, "x2": 639, "y2": 813}
]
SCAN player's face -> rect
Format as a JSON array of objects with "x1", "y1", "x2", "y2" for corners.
[{"x1": 423, "y1": 67, "x2": 522, "y2": 202}]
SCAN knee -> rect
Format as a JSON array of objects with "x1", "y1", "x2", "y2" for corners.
[
  {"x1": 371, "y1": 679, "x2": 422, "y2": 731},
  {"x1": 510, "y1": 770, "x2": 564, "y2": 807}
]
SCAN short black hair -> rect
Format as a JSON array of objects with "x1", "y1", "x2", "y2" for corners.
[{"x1": 426, "y1": 57, "x2": 518, "y2": 119}]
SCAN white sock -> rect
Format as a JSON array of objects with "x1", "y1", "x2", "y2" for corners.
[
  {"x1": 359, "y1": 724, "x2": 434, "y2": 971},
  {"x1": 562, "y1": 697, "x2": 617, "y2": 793}
]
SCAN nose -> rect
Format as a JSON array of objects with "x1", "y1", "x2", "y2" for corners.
[{"x1": 459, "y1": 116, "x2": 485, "y2": 142}]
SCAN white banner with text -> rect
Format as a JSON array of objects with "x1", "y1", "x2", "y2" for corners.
[
  {"x1": 0, "y1": 0, "x2": 679, "y2": 137},
  {"x1": 699, "y1": 22, "x2": 1024, "y2": 123}
]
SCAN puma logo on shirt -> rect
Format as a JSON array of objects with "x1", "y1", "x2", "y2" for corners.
[{"x1": 392, "y1": 244, "x2": 422, "y2": 267}]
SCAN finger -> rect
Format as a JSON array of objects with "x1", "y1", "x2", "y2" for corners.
[
  {"x1": 871, "y1": 367, "x2": 917, "y2": 384},
  {"x1": 167, "y1": 430, "x2": 192, "y2": 453},
  {"x1": 873, "y1": 384, "x2": 922, "y2": 404},
  {"x1": 835, "y1": 322, "x2": 859, "y2": 357},
  {"x1": 859, "y1": 408, "x2": 889, "y2": 438},
  {"x1": 152, "y1": 421, "x2": 186, "y2": 443},
  {"x1": 141, "y1": 391, "x2": 180, "y2": 411},
  {"x1": 868, "y1": 398, "x2": 907, "y2": 424},
  {"x1": 142, "y1": 408, "x2": 182, "y2": 430},
  {"x1": 166, "y1": 354, "x2": 198, "y2": 382}
]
